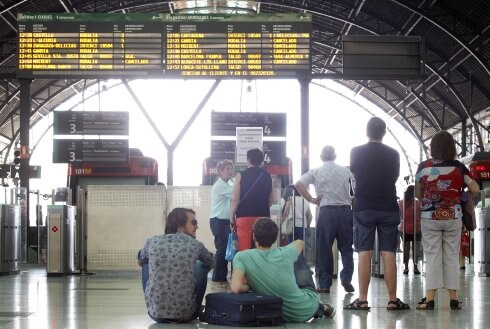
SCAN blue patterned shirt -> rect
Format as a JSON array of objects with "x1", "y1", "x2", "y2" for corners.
[{"x1": 140, "y1": 232, "x2": 214, "y2": 320}]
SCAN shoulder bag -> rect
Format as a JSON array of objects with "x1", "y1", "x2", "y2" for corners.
[{"x1": 459, "y1": 163, "x2": 477, "y2": 231}]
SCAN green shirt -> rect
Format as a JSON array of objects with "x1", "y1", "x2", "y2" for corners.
[{"x1": 232, "y1": 244, "x2": 319, "y2": 322}]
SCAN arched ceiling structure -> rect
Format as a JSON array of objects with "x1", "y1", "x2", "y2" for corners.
[{"x1": 0, "y1": 0, "x2": 489, "y2": 158}]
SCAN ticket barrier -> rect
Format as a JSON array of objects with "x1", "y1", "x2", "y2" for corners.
[
  {"x1": 0, "y1": 204, "x2": 21, "y2": 275},
  {"x1": 47, "y1": 205, "x2": 77, "y2": 275},
  {"x1": 475, "y1": 206, "x2": 490, "y2": 276}
]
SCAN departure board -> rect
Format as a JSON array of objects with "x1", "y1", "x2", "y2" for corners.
[
  {"x1": 17, "y1": 13, "x2": 311, "y2": 79},
  {"x1": 53, "y1": 139, "x2": 129, "y2": 164}
]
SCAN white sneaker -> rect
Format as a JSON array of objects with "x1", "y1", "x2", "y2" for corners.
[{"x1": 210, "y1": 281, "x2": 229, "y2": 291}]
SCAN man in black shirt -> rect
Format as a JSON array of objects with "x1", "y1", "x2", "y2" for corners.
[{"x1": 346, "y1": 117, "x2": 409, "y2": 311}]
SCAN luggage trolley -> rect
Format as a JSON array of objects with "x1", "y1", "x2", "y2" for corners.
[{"x1": 280, "y1": 185, "x2": 338, "y2": 277}]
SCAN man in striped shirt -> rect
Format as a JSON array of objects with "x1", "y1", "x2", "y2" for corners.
[{"x1": 295, "y1": 145, "x2": 355, "y2": 294}]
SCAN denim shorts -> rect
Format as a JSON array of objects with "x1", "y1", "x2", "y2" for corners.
[{"x1": 354, "y1": 210, "x2": 400, "y2": 252}]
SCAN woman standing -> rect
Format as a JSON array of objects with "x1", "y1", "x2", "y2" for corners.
[
  {"x1": 230, "y1": 148, "x2": 275, "y2": 251},
  {"x1": 415, "y1": 131, "x2": 479, "y2": 310},
  {"x1": 398, "y1": 185, "x2": 422, "y2": 275},
  {"x1": 209, "y1": 159, "x2": 234, "y2": 287}
]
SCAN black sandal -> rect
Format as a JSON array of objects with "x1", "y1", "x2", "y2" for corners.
[
  {"x1": 387, "y1": 298, "x2": 410, "y2": 310},
  {"x1": 343, "y1": 298, "x2": 370, "y2": 310},
  {"x1": 416, "y1": 297, "x2": 434, "y2": 310},
  {"x1": 450, "y1": 299, "x2": 462, "y2": 310}
]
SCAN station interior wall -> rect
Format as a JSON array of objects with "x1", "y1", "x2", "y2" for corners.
[{"x1": 86, "y1": 185, "x2": 215, "y2": 270}]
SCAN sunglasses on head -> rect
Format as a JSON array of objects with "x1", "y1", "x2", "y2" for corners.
[{"x1": 190, "y1": 219, "x2": 198, "y2": 226}]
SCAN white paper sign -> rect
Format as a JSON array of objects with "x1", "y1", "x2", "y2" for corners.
[{"x1": 236, "y1": 127, "x2": 263, "y2": 164}]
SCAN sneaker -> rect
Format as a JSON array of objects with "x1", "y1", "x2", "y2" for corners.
[
  {"x1": 323, "y1": 304, "x2": 336, "y2": 318},
  {"x1": 341, "y1": 281, "x2": 355, "y2": 293},
  {"x1": 198, "y1": 305, "x2": 206, "y2": 321},
  {"x1": 210, "y1": 281, "x2": 229, "y2": 291}
]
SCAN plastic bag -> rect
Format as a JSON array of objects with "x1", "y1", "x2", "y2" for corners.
[
  {"x1": 225, "y1": 230, "x2": 238, "y2": 262},
  {"x1": 281, "y1": 216, "x2": 293, "y2": 235}
]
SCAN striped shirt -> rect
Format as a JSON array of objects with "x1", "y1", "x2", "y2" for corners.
[{"x1": 298, "y1": 161, "x2": 354, "y2": 207}]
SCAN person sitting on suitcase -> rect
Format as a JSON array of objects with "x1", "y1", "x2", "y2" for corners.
[
  {"x1": 137, "y1": 207, "x2": 215, "y2": 323},
  {"x1": 230, "y1": 217, "x2": 336, "y2": 322}
]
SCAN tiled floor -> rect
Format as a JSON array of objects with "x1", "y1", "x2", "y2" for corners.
[{"x1": 0, "y1": 255, "x2": 487, "y2": 329}]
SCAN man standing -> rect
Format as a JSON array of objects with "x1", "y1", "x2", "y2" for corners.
[
  {"x1": 295, "y1": 145, "x2": 355, "y2": 293},
  {"x1": 230, "y1": 217, "x2": 335, "y2": 322},
  {"x1": 346, "y1": 117, "x2": 409, "y2": 310}
]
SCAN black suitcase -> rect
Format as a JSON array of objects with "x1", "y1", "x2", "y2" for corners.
[{"x1": 202, "y1": 292, "x2": 283, "y2": 326}]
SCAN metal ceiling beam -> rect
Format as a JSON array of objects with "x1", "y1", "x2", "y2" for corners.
[
  {"x1": 340, "y1": 79, "x2": 430, "y2": 155},
  {"x1": 312, "y1": 80, "x2": 420, "y2": 178},
  {"x1": 312, "y1": 28, "x2": 442, "y2": 129},
  {"x1": 327, "y1": 0, "x2": 366, "y2": 66},
  {"x1": 3, "y1": 79, "x2": 84, "y2": 141},
  {"x1": 122, "y1": 79, "x2": 171, "y2": 150},
  {"x1": 0, "y1": 0, "x2": 28, "y2": 15},
  {"x1": 355, "y1": 3, "x2": 483, "y2": 124},
  {"x1": 395, "y1": 81, "x2": 442, "y2": 129},
  {"x1": 387, "y1": 0, "x2": 490, "y2": 77},
  {"x1": 267, "y1": 2, "x2": 471, "y2": 129}
]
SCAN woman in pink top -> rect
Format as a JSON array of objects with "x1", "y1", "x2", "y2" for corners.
[{"x1": 398, "y1": 185, "x2": 422, "y2": 275}]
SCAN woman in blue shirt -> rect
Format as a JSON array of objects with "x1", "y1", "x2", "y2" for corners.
[{"x1": 209, "y1": 159, "x2": 234, "y2": 286}]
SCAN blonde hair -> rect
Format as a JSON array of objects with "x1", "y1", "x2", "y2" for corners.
[{"x1": 216, "y1": 159, "x2": 234, "y2": 173}]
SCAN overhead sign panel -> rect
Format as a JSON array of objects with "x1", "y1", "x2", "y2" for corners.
[
  {"x1": 211, "y1": 140, "x2": 286, "y2": 165},
  {"x1": 342, "y1": 35, "x2": 425, "y2": 79},
  {"x1": 211, "y1": 112, "x2": 286, "y2": 137},
  {"x1": 17, "y1": 13, "x2": 311, "y2": 79},
  {"x1": 53, "y1": 111, "x2": 129, "y2": 135},
  {"x1": 263, "y1": 141, "x2": 287, "y2": 165},
  {"x1": 0, "y1": 165, "x2": 41, "y2": 179},
  {"x1": 53, "y1": 139, "x2": 129, "y2": 164}
]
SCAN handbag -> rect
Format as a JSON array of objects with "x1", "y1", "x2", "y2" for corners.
[
  {"x1": 281, "y1": 215, "x2": 293, "y2": 235},
  {"x1": 461, "y1": 191, "x2": 477, "y2": 231},
  {"x1": 225, "y1": 230, "x2": 238, "y2": 262},
  {"x1": 458, "y1": 163, "x2": 477, "y2": 231}
]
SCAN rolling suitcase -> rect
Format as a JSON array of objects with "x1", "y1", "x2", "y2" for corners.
[{"x1": 202, "y1": 292, "x2": 283, "y2": 326}]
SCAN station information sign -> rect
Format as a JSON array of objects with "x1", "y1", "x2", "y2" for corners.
[
  {"x1": 211, "y1": 112, "x2": 286, "y2": 136},
  {"x1": 53, "y1": 139, "x2": 129, "y2": 164},
  {"x1": 211, "y1": 140, "x2": 286, "y2": 165},
  {"x1": 17, "y1": 13, "x2": 311, "y2": 79},
  {"x1": 53, "y1": 111, "x2": 129, "y2": 135}
]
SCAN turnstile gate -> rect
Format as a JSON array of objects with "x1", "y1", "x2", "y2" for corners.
[
  {"x1": 47, "y1": 205, "x2": 77, "y2": 275},
  {"x1": 0, "y1": 204, "x2": 21, "y2": 275}
]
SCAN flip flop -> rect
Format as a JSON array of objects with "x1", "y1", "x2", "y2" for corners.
[
  {"x1": 387, "y1": 298, "x2": 410, "y2": 310},
  {"x1": 344, "y1": 298, "x2": 370, "y2": 310}
]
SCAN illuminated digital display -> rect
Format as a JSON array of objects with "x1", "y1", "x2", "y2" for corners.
[{"x1": 17, "y1": 13, "x2": 311, "y2": 79}]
